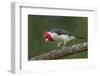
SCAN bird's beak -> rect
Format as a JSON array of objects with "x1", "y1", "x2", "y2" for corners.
[{"x1": 45, "y1": 38, "x2": 48, "y2": 42}]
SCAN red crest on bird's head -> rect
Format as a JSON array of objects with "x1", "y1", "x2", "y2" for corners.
[{"x1": 43, "y1": 31, "x2": 54, "y2": 42}]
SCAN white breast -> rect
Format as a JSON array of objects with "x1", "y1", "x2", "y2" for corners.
[
  {"x1": 50, "y1": 32, "x2": 70, "y2": 42},
  {"x1": 56, "y1": 35, "x2": 70, "y2": 42},
  {"x1": 48, "y1": 32, "x2": 75, "y2": 42}
]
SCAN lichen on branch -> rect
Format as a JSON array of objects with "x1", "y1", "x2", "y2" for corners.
[{"x1": 30, "y1": 42, "x2": 88, "y2": 60}]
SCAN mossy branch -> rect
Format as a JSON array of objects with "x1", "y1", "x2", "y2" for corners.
[{"x1": 30, "y1": 42, "x2": 88, "y2": 60}]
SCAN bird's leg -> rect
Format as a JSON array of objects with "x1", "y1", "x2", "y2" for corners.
[
  {"x1": 62, "y1": 40, "x2": 67, "y2": 47},
  {"x1": 57, "y1": 42, "x2": 62, "y2": 48}
]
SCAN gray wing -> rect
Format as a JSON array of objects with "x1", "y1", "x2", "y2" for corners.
[{"x1": 49, "y1": 29, "x2": 72, "y2": 36}]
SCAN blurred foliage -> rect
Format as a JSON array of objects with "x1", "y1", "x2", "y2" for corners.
[{"x1": 28, "y1": 15, "x2": 88, "y2": 60}]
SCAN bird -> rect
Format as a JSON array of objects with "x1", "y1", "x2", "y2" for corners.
[{"x1": 43, "y1": 28, "x2": 76, "y2": 47}]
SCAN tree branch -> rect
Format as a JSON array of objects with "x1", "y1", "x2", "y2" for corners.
[{"x1": 30, "y1": 42, "x2": 88, "y2": 60}]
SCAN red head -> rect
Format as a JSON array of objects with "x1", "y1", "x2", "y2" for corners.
[{"x1": 43, "y1": 32, "x2": 54, "y2": 42}]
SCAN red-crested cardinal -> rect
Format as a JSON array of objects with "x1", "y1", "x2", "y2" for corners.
[{"x1": 43, "y1": 29, "x2": 76, "y2": 47}]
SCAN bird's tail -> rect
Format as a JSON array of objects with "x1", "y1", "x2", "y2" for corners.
[
  {"x1": 70, "y1": 36, "x2": 76, "y2": 40},
  {"x1": 70, "y1": 36, "x2": 86, "y2": 40}
]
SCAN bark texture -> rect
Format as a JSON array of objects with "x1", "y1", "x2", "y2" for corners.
[{"x1": 30, "y1": 42, "x2": 88, "y2": 60}]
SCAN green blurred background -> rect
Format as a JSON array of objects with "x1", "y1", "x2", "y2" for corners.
[{"x1": 28, "y1": 15, "x2": 88, "y2": 60}]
